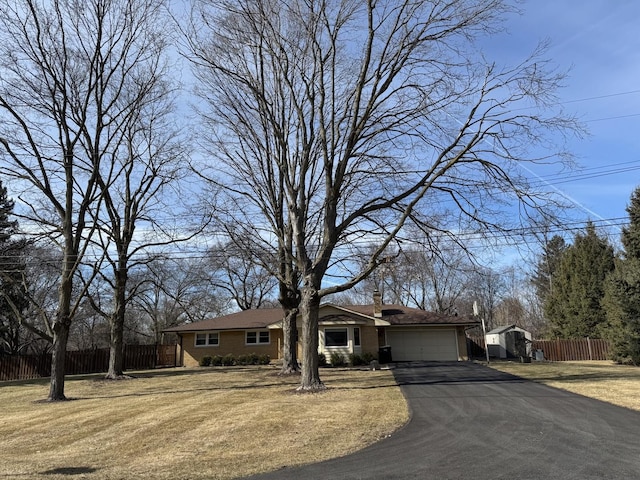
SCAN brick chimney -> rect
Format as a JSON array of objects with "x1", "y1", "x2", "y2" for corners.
[{"x1": 373, "y1": 289, "x2": 382, "y2": 318}]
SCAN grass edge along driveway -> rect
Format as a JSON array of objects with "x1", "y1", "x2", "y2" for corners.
[
  {"x1": 0, "y1": 366, "x2": 408, "y2": 480},
  {"x1": 489, "y1": 360, "x2": 640, "y2": 412}
]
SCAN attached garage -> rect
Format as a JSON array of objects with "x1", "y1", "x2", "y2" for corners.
[{"x1": 387, "y1": 328, "x2": 459, "y2": 361}]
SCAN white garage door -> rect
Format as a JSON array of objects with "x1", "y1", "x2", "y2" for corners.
[{"x1": 387, "y1": 329, "x2": 458, "y2": 361}]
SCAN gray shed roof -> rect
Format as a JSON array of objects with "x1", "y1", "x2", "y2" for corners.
[{"x1": 486, "y1": 324, "x2": 530, "y2": 335}]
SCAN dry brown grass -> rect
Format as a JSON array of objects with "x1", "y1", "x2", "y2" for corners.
[
  {"x1": 489, "y1": 360, "x2": 640, "y2": 411},
  {"x1": 0, "y1": 366, "x2": 408, "y2": 480}
]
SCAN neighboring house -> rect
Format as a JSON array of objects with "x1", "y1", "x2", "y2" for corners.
[
  {"x1": 485, "y1": 324, "x2": 532, "y2": 359},
  {"x1": 164, "y1": 292, "x2": 480, "y2": 367}
]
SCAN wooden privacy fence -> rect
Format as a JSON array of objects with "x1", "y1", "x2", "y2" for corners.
[
  {"x1": 532, "y1": 338, "x2": 610, "y2": 362},
  {"x1": 0, "y1": 344, "x2": 177, "y2": 382},
  {"x1": 466, "y1": 335, "x2": 610, "y2": 362}
]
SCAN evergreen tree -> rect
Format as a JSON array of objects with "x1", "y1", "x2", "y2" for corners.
[
  {"x1": 0, "y1": 180, "x2": 29, "y2": 353},
  {"x1": 544, "y1": 222, "x2": 614, "y2": 338},
  {"x1": 532, "y1": 235, "x2": 567, "y2": 306},
  {"x1": 602, "y1": 187, "x2": 640, "y2": 364}
]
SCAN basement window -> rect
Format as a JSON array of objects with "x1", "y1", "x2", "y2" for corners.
[
  {"x1": 325, "y1": 328, "x2": 348, "y2": 347},
  {"x1": 195, "y1": 332, "x2": 219, "y2": 347}
]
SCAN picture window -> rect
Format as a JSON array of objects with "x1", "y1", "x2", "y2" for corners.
[{"x1": 325, "y1": 328, "x2": 348, "y2": 347}]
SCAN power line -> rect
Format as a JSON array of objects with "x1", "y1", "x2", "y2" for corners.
[
  {"x1": 562, "y1": 89, "x2": 640, "y2": 105},
  {"x1": 5, "y1": 215, "x2": 628, "y2": 265},
  {"x1": 528, "y1": 162, "x2": 640, "y2": 187},
  {"x1": 586, "y1": 112, "x2": 640, "y2": 123}
]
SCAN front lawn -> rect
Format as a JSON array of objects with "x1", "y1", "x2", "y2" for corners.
[
  {"x1": 489, "y1": 360, "x2": 640, "y2": 411},
  {"x1": 0, "y1": 366, "x2": 408, "y2": 480}
]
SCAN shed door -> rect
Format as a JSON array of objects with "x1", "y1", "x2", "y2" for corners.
[{"x1": 387, "y1": 329, "x2": 458, "y2": 361}]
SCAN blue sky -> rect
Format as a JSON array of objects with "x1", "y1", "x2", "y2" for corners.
[{"x1": 487, "y1": 0, "x2": 640, "y2": 241}]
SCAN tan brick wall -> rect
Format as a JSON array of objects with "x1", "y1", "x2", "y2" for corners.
[
  {"x1": 180, "y1": 330, "x2": 282, "y2": 367},
  {"x1": 361, "y1": 325, "x2": 379, "y2": 357},
  {"x1": 177, "y1": 324, "x2": 470, "y2": 366}
]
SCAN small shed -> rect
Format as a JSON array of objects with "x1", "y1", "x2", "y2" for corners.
[{"x1": 485, "y1": 325, "x2": 532, "y2": 359}]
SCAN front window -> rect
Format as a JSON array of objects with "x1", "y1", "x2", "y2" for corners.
[
  {"x1": 246, "y1": 330, "x2": 270, "y2": 345},
  {"x1": 354, "y1": 327, "x2": 361, "y2": 346},
  {"x1": 195, "y1": 332, "x2": 219, "y2": 346},
  {"x1": 325, "y1": 328, "x2": 348, "y2": 347}
]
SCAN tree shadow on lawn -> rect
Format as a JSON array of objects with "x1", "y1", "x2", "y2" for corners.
[
  {"x1": 131, "y1": 365, "x2": 282, "y2": 379},
  {"x1": 529, "y1": 371, "x2": 640, "y2": 384},
  {"x1": 7, "y1": 367, "x2": 400, "y2": 402},
  {"x1": 70, "y1": 371, "x2": 400, "y2": 400},
  {"x1": 74, "y1": 377, "x2": 302, "y2": 401},
  {"x1": 41, "y1": 466, "x2": 98, "y2": 476},
  {"x1": 0, "y1": 365, "x2": 277, "y2": 388}
]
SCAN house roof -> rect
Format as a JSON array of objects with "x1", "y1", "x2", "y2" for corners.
[
  {"x1": 341, "y1": 304, "x2": 479, "y2": 326},
  {"x1": 163, "y1": 303, "x2": 479, "y2": 333},
  {"x1": 163, "y1": 308, "x2": 285, "y2": 333}
]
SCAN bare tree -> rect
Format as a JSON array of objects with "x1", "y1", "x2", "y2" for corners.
[
  {"x1": 16, "y1": 245, "x2": 61, "y2": 348},
  {"x1": 205, "y1": 162, "x2": 302, "y2": 374},
  {"x1": 467, "y1": 266, "x2": 506, "y2": 331},
  {"x1": 130, "y1": 257, "x2": 229, "y2": 343},
  {"x1": 206, "y1": 242, "x2": 278, "y2": 310},
  {"x1": 0, "y1": 0, "x2": 175, "y2": 399},
  {"x1": 366, "y1": 233, "x2": 473, "y2": 314},
  {"x1": 88, "y1": 62, "x2": 190, "y2": 379},
  {"x1": 188, "y1": 0, "x2": 580, "y2": 390}
]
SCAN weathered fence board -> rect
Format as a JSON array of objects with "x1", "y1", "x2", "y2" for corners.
[
  {"x1": 532, "y1": 338, "x2": 610, "y2": 361},
  {"x1": 0, "y1": 344, "x2": 177, "y2": 381}
]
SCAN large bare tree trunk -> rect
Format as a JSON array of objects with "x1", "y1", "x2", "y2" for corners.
[
  {"x1": 106, "y1": 265, "x2": 127, "y2": 379},
  {"x1": 278, "y1": 277, "x2": 299, "y2": 374},
  {"x1": 48, "y1": 273, "x2": 73, "y2": 401},
  {"x1": 298, "y1": 286, "x2": 324, "y2": 391},
  {"x1": 279, "y1": 306, "x2": 299, "y2": 375},
  {"x1": 48, "y1": 320, "x2": 70, "y2": 401},
  {"x1": 107, "y1": 319, "x2": 125, "y2": 378}
]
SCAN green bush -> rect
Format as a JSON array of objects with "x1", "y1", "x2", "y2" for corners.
[
  {"x1": 318, "y1": 353, "x2": 327, "y2": 367},
  {"x1": 258, "y1": 354, "x2": 271, "y2": 365},
  {"x1": 199, "y1": 355, "x2": 212, "y2": 367},
  {"x1": 348, "y1": 353, "x2": 365, "y2": 366},
  {"x1": 361, "y1": 352, "x2": 377, "y2": 364},
  {"x1": 248, "y1": 353, "x2": 260, "y2": 365},
  {"x1": 211, "y1": 355, "x2": 223, "y2": 366},
  {"x1": 222, "y1": 353, "x2": 236, "y2": 366},
  {"x1": 330, "y1": 352, "x2": 346, "y2": 367},
  {"x1": 236, "y1": 354, "x2": 250, "y2": 366}
]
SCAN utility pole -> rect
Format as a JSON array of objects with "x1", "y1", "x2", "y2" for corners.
[{"x1": 474, "y1": 301, "x2": 490, "y2": 364}]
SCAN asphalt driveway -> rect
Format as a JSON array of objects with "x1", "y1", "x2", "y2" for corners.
[{"x1": 244, "y1": 361, "x2": 640, "y2": 480}]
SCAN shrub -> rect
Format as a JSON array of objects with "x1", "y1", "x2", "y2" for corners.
[
  {"x1": 258, "y1": 354, "x2": 271, "y2": 365},
  {"x1": 348, "y1": 353, "x2": 365, "y2": 366},
  {"x1": 318, "y1": 352, "x2": 327, "y2": 367},
  {"x1": 211, "y1": 355, "x2": 223, "y2": 366},
  {"x1": 236, "y1": 354, "x2": 250, "y2": 366},
  {"x1": 330, "y1": 352, "x2": 346, "y2": 367},
  {"x1": 199, "y1": 355, "x2": 212, "y2": 367},
  {"x1": 247, "y1": 353, "x2": 260, "y2": 365},
  {"x1": 361, "y1": 352, "x2": 377, "y2": 364},
  {"x1": 222, "y1": 353, "x2": 236, "y2": 366}
]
